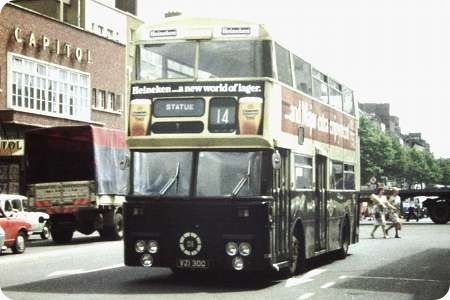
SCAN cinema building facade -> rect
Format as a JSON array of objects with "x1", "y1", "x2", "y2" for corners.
[{"x1": 0, "y1": 3, "x2": 126, "y2": 194}]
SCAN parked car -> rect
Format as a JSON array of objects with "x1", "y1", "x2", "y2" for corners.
[
  {"x1": 0, "y1": 224, "x2": 5, "y2": 253},
  {"x1": 0, "y1": 194, "x2": 50, "y2": 240},
  {"x1": 0, "y1": 207, "x2": 32, "y2": 254}
]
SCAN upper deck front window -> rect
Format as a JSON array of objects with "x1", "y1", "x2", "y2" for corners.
[
  {"x1": 197, "y1": 41, "x2": 272, "y2": 79},
  {"x1": 138, "y1": 42, "x2": 196, "y2": 80},
  {"x1": 136, "y1": 40, "x2": 272, "y2": 81}
]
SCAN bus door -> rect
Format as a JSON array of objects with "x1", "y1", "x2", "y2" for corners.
[
  {"x1": 315, "y1": 154, "x2": 328, "y2": 252},
  {"x1": 272, "y1": 148, "x2": 291, "y2": 261}
]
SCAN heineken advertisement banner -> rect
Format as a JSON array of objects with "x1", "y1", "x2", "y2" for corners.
[{"x1": 130, "y1": 81, "x2": 265, "y2": 99}]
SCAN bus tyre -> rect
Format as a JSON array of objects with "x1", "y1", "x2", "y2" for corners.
[
  {"x1": 337, "y1": 220, "x2": 350, "y2": 259},
  {"x1": 101, "y1": 212, "x2": 124, "y2": 241},
  {"x1": 51, "y1": 229, "x2": 74, "y2": 243},
  {"x1": 429, "y1": 203, "x2": 450, "y2": 224},
  {"x1": 12, "y1": 231, "x2": 27, "y2": 254},
  {"x1": 288, "y1": 235, "x2": 300, "y2": 275},
  {"x1": 281, "y1": 233, "x2": 305, "y2": 278}
]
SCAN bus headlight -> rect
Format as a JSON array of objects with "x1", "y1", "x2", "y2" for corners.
[
  {"x1": 141, "y1": 254, "x2": 153, "y2": 267},
  {"x1": 232, "y1": 256, "x2": 244, "y2": 271},
  {"x1": 239, "y1": 242, "x2": 252, "y2": 256},
  {"x1": 135, "y1": 240, "x2": 146, "y2": 253},
  {"x1": 225, "y1": 242, "x2": 238, "y2": 256},
  {"x1": 148, "y1": 240, "x2": 159, "y2": 254}
]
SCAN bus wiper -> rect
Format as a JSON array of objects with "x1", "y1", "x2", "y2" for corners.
[
  {"x1": 159, "y1": 162, "x2": 180, "y2": 196},
  {"x1": 231, "y1": 160, "x2": 251, "y2": 197}
]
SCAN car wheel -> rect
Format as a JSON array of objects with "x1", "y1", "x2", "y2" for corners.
[
  {"x1": 40, "y1": 225, "x2": 50, "y2": 240},
  {"x1": 12, "y1": 232, "x2": 26, "y2": 254}
]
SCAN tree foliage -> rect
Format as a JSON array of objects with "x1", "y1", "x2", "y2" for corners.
[{"x1": 359, "y1": 116, "x2": 448, "y2": 188}]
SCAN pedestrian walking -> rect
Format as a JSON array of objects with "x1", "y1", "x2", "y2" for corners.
[
  {"x1": 385, "y1": 187, "x2": 402, "y2": 238},
  {"x1": 370, "y1": 186, "x2": 389, "y2": 239}
]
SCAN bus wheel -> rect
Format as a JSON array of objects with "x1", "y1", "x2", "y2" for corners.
[
  {"x1": 281, "y1": 233, "x2": 305, "y2": 278},
  {"x1": 288, "y1": 235, "x2": 300, "y2": 275}
]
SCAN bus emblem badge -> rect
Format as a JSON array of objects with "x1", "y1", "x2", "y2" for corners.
[{"x1": 179, "y1": 232, "x2": 202, "y2": 256}]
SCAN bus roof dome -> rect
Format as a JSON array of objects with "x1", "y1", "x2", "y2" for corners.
[{"x1": 135, "y1": 17, "x2": 272, "y2": 42}]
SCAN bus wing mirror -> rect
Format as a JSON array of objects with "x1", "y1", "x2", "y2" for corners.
[{"x1": 272, "y1": 151, "x2": 281, "y2": 170}]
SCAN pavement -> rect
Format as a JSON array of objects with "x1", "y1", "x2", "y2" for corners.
[{"x1": 359, "y1": 217, "x2": 434, "y2": 225}]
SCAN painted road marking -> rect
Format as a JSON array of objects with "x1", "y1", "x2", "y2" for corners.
[
  {"x1": 47, "y1": 263, "x2": 124, "y2": 278},
  {"x1": 0, "y1": 241, "x2": 121, "y2": 266},
  {"x1": 0, "y1": 287, "x2": 12, "y2": 300},
  {"x1": 320, "y1": 281, "x2": 336, "y2": 289},
  {"x1": 297, "y1": 292, "x2": 315, "y2": 299},
  {"x1": 285, "y1": 268, "x2": 327, "y2": 288},
  {"x1": 338, "y1": 275, "x2": 449, "y2": 284}
]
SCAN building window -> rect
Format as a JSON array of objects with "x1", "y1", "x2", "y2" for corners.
[
  {"x1": 114, "y1": 94, "x2": 122, "y2": 112},
  {"x1": 92, "y1": 89, "x2": 121, "y2": 113},
  {"x1": 9, "y1": 54, "x2": 90, "y2": 121},
  {"x1": 92, "y1": 88, "x2": 97, "y2": 107},
  {"x1": 107, "y1": 92, "x2": 114, "y2": 111},
  {"x1": 98, "y1": 90, "x2": 106, "y2": 109}
]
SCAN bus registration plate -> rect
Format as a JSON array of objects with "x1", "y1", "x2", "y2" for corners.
[{"x1": 177, "y1": 259, "x2": 208, "y2": 269}]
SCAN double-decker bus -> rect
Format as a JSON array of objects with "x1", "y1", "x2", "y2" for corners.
[{"x1": 124, "y1": 17, "x2": 360, "y2": 276}]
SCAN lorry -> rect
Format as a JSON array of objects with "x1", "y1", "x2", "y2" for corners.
[
  {"x1": 25, "y1": 125, "x2": 129, "y2": 243},
  {"x1": 399, "y1": 188, "x2": 450, "y2": 224}
]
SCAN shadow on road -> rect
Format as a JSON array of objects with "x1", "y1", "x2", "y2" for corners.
[
  {"x1": 3, "y1": 267, "x2": 278, "y2": 295},
  {"x1": 26, "y1": 234, "x2": 104, "y2": 248},
  {"x1": 334, "y1": 248, "x2": 450, "y2": 300}
]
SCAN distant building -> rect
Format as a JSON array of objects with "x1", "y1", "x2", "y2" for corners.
[
  {"x1": 403, "y1": 133, "x2": 430, "y2": 152},
  {"x1": 359, "y1": 102, "x2": 430, "y2": 152},
  {"x1": 359, "y1": 103, "x2": 402, "y2": 141}
]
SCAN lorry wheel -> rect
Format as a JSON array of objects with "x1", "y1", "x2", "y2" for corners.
[
  {"x1": 12, "y1": 231, "x2": 27, "y2": 254},
  {"x1": 100, "y1": 212, "x2": 124, "y2": 241},
  {"x1": 51, "y1": 229, "x2": 74, "y2": 243},
  {"x1": 429, "y1": 203, "x2": 450, "y2": 224}
]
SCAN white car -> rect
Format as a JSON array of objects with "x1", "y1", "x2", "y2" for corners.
[
  {"x1": 0, "y1": 195, "x2": 50, "y2": 240},
  {"x1": 0, "y1": 224, "x2": 5, "y2": 252}
]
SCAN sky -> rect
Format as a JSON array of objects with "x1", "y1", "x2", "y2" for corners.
[
  {"x1": 137, "y1": 0, "x2": 450, "y2": 158},
  {"x1": 0, "y1": 0, "x2": 448, "y2": 157}
]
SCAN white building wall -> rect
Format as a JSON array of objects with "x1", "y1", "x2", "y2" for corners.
[{"x1": 85, "y1": 0, "x2": 127, "y2": 44}]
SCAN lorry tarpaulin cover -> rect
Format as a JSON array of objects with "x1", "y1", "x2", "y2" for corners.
[{"x1": 25, "y1": 126, "x2": 129, "y2": 195}]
